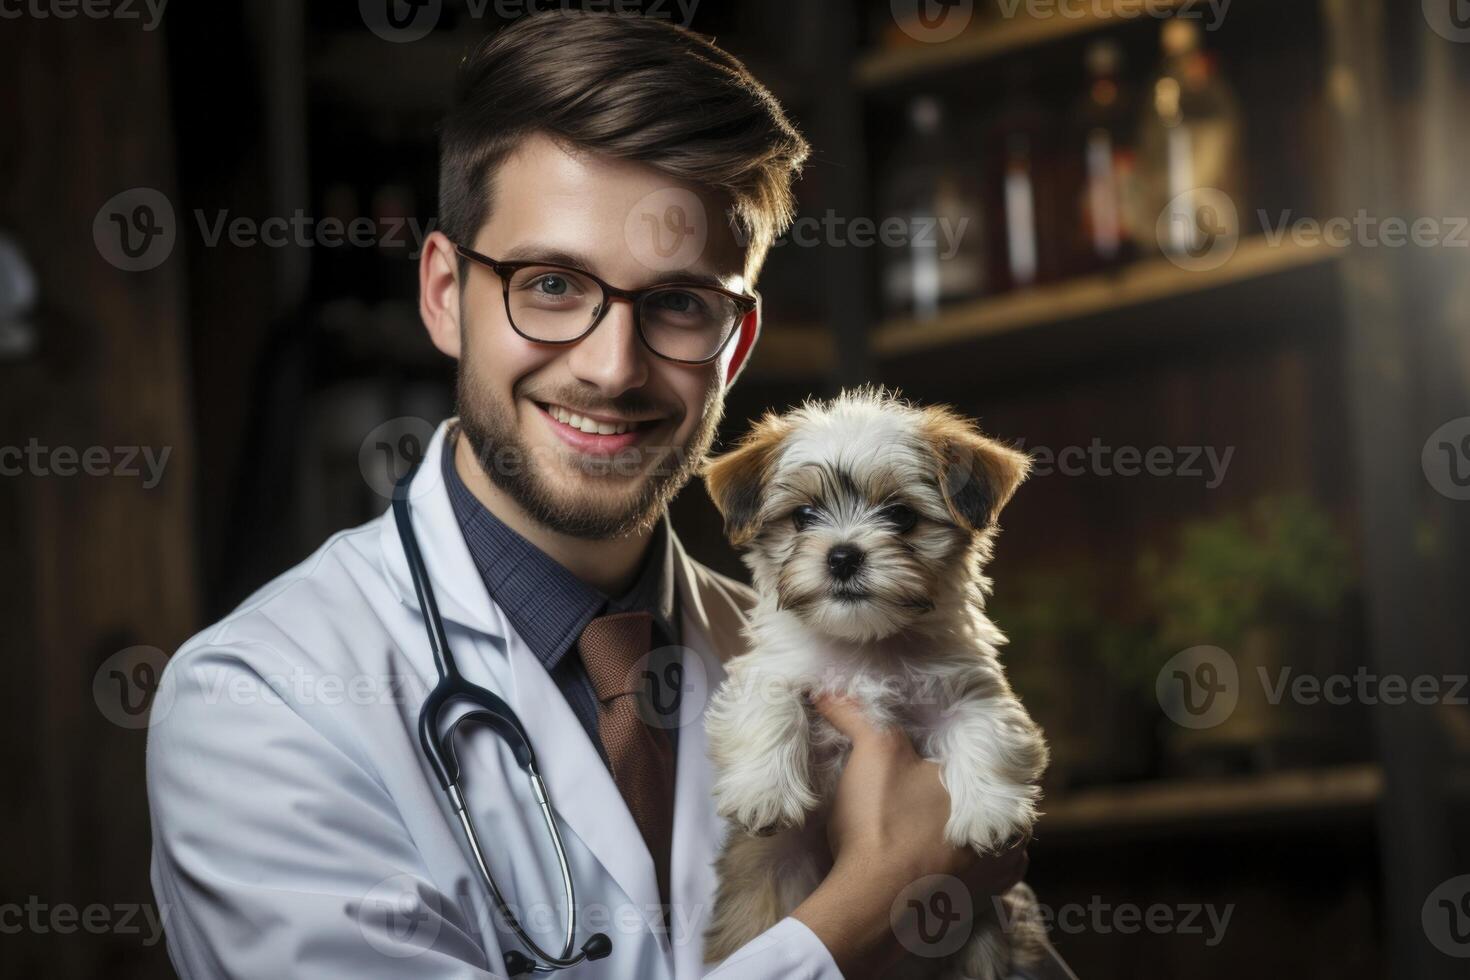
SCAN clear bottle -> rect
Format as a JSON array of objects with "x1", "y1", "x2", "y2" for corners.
[
  {"x1": 1073, "y1": 39, "x2": 1141, "y2": 271},
  {"x1": 983, "y1": 64, "x2": 1058, "y2": 292},
  {"x1": 880, "y1": 95, "x2": 987, "y2": 320},
  {"x1": 1135, "y1": 18, "x2": 1245, "y2": 258}
]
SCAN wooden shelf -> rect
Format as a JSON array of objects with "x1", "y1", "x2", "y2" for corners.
[
  {"x1": 872, "y1": 237, "x2": 1339, "y2": 358},
  {"x1": 855, "y1": 0, "x2": 1187, "y2": 90},
  {"x1": 1039, "y1": 764, "x2": 1383, "y2": 840}
]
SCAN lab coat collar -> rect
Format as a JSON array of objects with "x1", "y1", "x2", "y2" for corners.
[{"x1": 379, "y1": 419, "x2": 504, "y2": 638}]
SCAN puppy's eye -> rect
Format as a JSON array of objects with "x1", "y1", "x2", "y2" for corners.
[
  {"x1": 792, "y1": 505, "x2": 821, "y2": 531},
  {"x1": 878, "y1": 504, "x2": 918, "y2": 532}
]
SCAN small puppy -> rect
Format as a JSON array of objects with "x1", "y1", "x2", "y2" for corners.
[{"x1": 701, "y1": 388, "x2": 1049, "y2": 979}]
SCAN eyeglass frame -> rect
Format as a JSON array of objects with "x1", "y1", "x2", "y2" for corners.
[{"x1": 453, "y1": 243, "x2": 760, "y2": 366}]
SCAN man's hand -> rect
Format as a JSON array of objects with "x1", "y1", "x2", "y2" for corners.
[{"x1": 791, "y1": 695, "x2": 1029, "y2": 979}]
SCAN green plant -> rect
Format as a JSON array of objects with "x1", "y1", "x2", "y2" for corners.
[{"x1": 1141, "y1": 494, "x2": 1354, "y2": 655}]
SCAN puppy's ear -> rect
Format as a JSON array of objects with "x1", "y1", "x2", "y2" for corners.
[
  {"x1": 922, "y1": 407, "x2": 1031, "y2": 532},
  {"x1": 703, "y1": 413, "x2": 790, "y2": 547}
]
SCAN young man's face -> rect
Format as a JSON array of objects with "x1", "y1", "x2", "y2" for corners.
[{"x1": 437, "y1": 133, "x2": 751, "y2": 539}]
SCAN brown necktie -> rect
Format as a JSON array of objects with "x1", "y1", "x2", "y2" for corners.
[{"x1": 576, "y1": 611, "x2": 675, "y2": 910}]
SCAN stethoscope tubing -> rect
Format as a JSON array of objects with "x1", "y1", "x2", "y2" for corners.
[{"x1": 392, "y1": 465, "x2": 611, "y2": 974}]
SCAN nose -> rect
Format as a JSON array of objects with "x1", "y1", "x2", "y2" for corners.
[
  {"x1": 827, "y1": 545, "x2": 865, "y2": 581},
  {"x1": 565, "y1": 298, "x2": 649, "y2": 396}
]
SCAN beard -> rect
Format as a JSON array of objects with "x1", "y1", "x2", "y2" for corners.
[{"x1": 454, "y1": 328, "x2": 725, "y2": 540}]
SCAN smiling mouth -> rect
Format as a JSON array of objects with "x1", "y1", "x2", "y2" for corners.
[
  {"x1": 537, "y1": 401, "x2": 660, "y2": 436},
  {"x1": 831, "y1": 588, "x2": 872, "y2": 604}
]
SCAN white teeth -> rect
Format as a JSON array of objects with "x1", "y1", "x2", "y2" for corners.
[{"x1": 546, "y1": 404, "x2": 632, "y2": 436}]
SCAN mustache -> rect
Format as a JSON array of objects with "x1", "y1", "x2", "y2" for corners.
[{"x1": 516, "y1": 382, "x2": 678, "y2": 421}]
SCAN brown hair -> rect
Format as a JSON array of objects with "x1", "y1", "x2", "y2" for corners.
[{"x1": 438, "y1": 10, "x2": 810, "y2": 283}]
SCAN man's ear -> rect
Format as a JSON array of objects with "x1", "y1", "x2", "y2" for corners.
[
  {"x1": 703, "y1": 411, "x2": 789, "y2": 547},
  {"x1": 419, "y1": 230, "x2": 463, "y2": 360},
  {"x1": 722, "y1": 297, "x2": 762, "y2": 385},
  {"x1": 921, "y1": 406, "x2": 1031, "y2": 532}
]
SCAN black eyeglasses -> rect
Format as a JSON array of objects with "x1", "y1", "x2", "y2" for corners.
[{"x1": 454, "y1": 244, "x2": 758, "y2": 365}]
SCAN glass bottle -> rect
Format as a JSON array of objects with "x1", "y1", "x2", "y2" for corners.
[
  {"x1": 1135, "y1": 18, "x2": 1245, "y2": 258},
  {"x1": 1072, "y1": 39, "x2": 1141, "y2": 272},
  {"x1": 880, "y1": 95, "x2": 987, "y2": 320}
]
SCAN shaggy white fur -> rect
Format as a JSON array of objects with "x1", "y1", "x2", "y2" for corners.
[{"x1": 700, "y1": 388, "x2": 1049, "y2": 979}]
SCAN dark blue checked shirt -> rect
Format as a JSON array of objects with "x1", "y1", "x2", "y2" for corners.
[{"x1": 441, "y1": 431, "x2": 680, "y2": 767}]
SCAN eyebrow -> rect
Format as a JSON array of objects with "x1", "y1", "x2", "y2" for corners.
[{"x1": 497, "y1": 244, "x2": 739, "y2": 291}]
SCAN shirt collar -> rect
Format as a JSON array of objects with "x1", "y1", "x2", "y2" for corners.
[{"x1": 440, "y1": 429, "x2": 678, "y2": 672}]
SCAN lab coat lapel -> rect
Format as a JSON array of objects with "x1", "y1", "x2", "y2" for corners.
[
  {"x1": 668, "y1": 533, "x2": 750, "y2": 974},
  {"x1": 503, "y1": 627, "x2": 670, "y2": 950}
]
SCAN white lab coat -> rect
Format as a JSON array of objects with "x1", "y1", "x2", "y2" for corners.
[{"x1": 146, "y1": 420, "x2": 842, "y2": 979}]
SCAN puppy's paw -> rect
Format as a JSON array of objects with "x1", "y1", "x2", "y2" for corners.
[
  {"x1": 942, "y1": 783, "x2": 1038, "y2": 855},
  {"x1": 713, "y1": 769, "x2": 816, "y2": 836}
]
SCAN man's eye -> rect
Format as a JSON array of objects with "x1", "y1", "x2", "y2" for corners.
[
  {"x1": 878, "y1": 504, "x2": 918, "y2": 532},
  {"x1": 792, "y1": 506, "x2": 821, "y2": 531}
]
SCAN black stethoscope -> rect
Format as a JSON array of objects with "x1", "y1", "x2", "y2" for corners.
[{"x1": 392, "y1": 467, "x2": 613, "y2": 975}]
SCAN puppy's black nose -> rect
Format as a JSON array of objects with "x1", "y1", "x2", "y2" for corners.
[{"x1": 827, "y1": 545, "x2": 864, "y2": 581}]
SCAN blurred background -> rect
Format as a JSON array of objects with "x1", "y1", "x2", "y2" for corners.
[{"x1": 2, "y1": 0, "x2": 1469, "y2": 977}]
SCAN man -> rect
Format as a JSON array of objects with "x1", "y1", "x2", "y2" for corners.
[{"x1": 148, "y1": 11, "x2": 1072, "y2": 978}]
